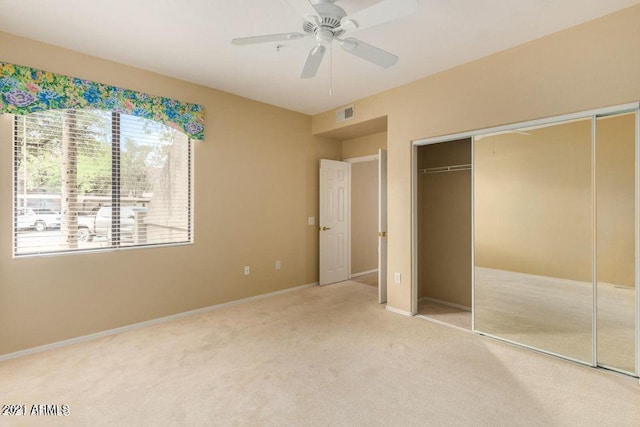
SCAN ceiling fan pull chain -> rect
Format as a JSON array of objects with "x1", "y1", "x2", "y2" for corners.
[{"x1": 329, "y1": 41, "x2": 333, "y2": 96}]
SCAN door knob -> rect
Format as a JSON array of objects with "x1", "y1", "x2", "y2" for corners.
[{"x1": 320, "y1": 226, "x2": 331, "y2": 231}]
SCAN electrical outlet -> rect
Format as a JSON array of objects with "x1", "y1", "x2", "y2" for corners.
[
  {"x1": 394, "y1": 272, "x2": 401, "y2": 284},
  {"x1": 244, "y1": 266, "x2": 250, "y2": 276},
  {"x1": 275, "y1": 260, "x2": 281, "y2": 270}
]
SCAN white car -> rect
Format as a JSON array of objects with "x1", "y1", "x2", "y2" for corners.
[
  {"x1": 94, "y1": 206, "x2": 147, "y2": 241},
  {"x1": 33, "y1": 208, "x2": 62, "y2": 231},
  {"x1": 77, "y1": 215, "x2": 96, "y2": 242},
  {"x1": 16, "y1": 207, "x2": 37, "y2": 230}
]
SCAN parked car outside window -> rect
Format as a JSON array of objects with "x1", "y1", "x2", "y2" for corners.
[
  {"x1": 77, "y1": 215, "x2": 96, "y2": 242},
  {"x1": 32, "y1": 208, "x2": 62, "y2": 231},
  {"x1": 16, "y1": 207, "x2": 37, "y2": 230},
  {"x1": 94, "y1": 206, "x2": 148, "y2": 241}
]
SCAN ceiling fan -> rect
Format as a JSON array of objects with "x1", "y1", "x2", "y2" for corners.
[{"x1": 231, "y1": 0, "x2": 418, "y2": 79}]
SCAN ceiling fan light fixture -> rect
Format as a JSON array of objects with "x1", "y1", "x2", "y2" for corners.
[{"x1": 316, "y1": 29, "x2": 334, "y2": 45}]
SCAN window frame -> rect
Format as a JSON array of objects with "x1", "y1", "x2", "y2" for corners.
[{"x1": 12, "y1": 110, "x2": 194, "y2": 258}]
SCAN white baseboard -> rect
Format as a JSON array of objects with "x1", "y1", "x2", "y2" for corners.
[
  {"x1": 0, "y1": 282, "x2": 318, "y2": 363},
  {"x1": 477, "y1": 267, "x2": 633, "y2": 290},
  {"x1": 419, "y1": 296, "x2": 471, "y2": 312},
  {"x1": 350, "y1": 269, "x2": 378, "y2": 279},
  {"x1": 385, "y1": 305, "x2": 414, "y2": 317}
]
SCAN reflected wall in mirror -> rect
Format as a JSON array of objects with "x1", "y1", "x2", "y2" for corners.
[
  {"x1": 474, "y1": 118, "x2": 593, "y2": 363},
  {"x1": 596, "y1": 112, "x2": 636, "y2": 374}
]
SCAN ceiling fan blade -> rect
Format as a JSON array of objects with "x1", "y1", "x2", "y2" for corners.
[
  {"x1": 340, "y1": 0, "x2": 417, "y2": 32},
  {"x1": 286, "y1": 0, "x2": 319, "y2": 20},
  {"x1": 300, "y1": 45, "x2": 326, "y2": 79},
  {"x1": 231, "y1": 32, "x2": 306, "y2": 45},
  {"x1": 339, "y1": 38, "x2": 398, "y2": 68}
]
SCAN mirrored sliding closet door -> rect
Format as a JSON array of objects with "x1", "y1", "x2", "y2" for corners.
[
  {"x1": 474, "y1": 117, "x2": 594, "y2": 363},
  {"x1": 473, "y1": 108, "x2": 638, "y2": 375},
  {"x1": 596, "y1": 111, "x2": 637, "y2": 374}
]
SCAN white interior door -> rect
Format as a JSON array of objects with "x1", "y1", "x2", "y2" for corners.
[
  {"x1": 378, "y1": 149, "x2": 388, "y2": 303},
  {"x1": 319, "y1": 159, "x2": 350, "y2": 286}
]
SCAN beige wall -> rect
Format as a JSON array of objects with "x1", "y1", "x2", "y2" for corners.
[
  {"x1": 350, "y1": 161, "x2": 378, "y2": 274},
  {"x1": 475, "y1": 120, "x2": 593, "y2": 282},
  {"x1": 342, "y1": 132, "x2": 387, "y2": 159},
  {"x1": 0, "y1": 32, "x2": 342, "y2": 356},
  {"x1": 312, "y1": 6, "x2": 640, "y2": 313},
  {"x1": 418, "y1": 139, "x2": 471, "y2": 307}
]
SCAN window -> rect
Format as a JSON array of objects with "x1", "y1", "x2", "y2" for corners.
[{"x1": 13, "y1": 109, "x2": 192, "y2": 256}]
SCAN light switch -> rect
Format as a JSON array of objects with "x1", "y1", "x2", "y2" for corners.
[
  {"x1": 308, "y1": 216, "x2": 315, "y2": 225},
  {"x1": 394, "y1": 272, "x2": 401, "y2": 284}
]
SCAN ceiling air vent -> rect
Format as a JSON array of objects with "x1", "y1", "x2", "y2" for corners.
[{"x1": 336, "y1": 105, "x2": 354, "y2": 123}]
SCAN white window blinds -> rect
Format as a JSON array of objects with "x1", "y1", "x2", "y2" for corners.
[{"x1": 13, "y1": 109, "x2": 192, "y2": 256}]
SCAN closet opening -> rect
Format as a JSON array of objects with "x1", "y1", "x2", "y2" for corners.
[{"x1": 415, "y1": 138, "x2": 472, "y2": 330}]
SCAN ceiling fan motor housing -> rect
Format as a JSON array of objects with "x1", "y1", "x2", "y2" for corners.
[{"x1": 304, "y1": 1, "x2": 347, "y2": 42}]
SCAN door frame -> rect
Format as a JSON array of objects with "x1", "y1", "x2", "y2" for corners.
[
  {"x1": 344, "y1": 152, "x2": 388, "y2": 303},
  {"x1": 411, "y1": 101, "x2": 640, "y2": 376},
  {"x1": 378, "y1": 149, "x2": 388, "y2": 304}
]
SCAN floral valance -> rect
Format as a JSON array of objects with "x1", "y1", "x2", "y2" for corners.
[{"x1": 0, "y1": 62, "x2": 205, "y2": 140}]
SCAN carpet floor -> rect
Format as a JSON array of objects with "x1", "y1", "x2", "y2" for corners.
[
  {"x1": 0, "y1": 280, "x2": 639, "y2": 426},
  {"x1": 351, "y1": 272, "x2": 378, "y2": 287},
  {"x1": 417, "y1": 300, "x2": 472, "y2": 330},
  {"x1": 476, "y1": 267, "x2": 636, "y2": 373}
]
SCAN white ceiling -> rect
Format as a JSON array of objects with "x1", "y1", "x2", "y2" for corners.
[{"x1": 0, "y1": 0, "x2": 638, "y2": 115}]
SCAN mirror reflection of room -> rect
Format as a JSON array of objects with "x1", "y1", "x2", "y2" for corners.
[
  {"x1": 473, "y1": 113, "x2": 637, "y2": 374},
  {"x1": 475, "y1": 118, "x2": 594, "y2": 363}
]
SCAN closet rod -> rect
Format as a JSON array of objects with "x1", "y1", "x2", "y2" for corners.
[{"x1": 418, "y1": 163, "x2": 472, "y2": 174}]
